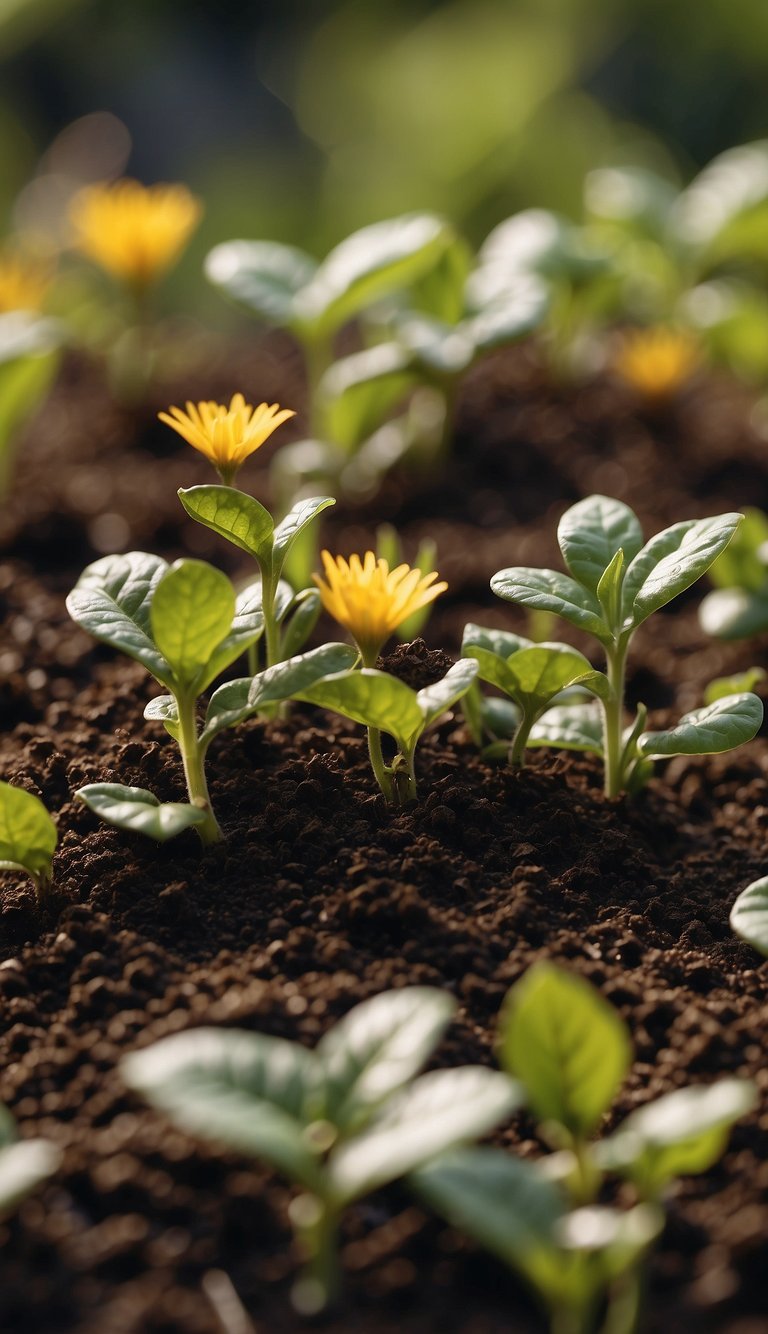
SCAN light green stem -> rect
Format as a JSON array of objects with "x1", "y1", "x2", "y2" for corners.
[
  {"x1": 392, "y1": 748, "x2": 418, "y2": 804},
  {"x1": 176, "y1": 691, "x2": 222, "y2": 845},
  {"x1": 368, "y1": 726, "x2": 395, "y2": 802},
  {"x1": 510, "y1": 711, "x2": 535, "y2": 768},
  {"x1": 259, "y1": 566, "x2": 281, "y2": 668},
  {"x1": 602, "y1": 642, "x2": 627, "y2": 799},
  {"x1": 291, "y1": 1194, "x2": 340, "y2": 1315},
  {"x1": 601, "y1": 1265, "x2": 645, "y2": 1334}
]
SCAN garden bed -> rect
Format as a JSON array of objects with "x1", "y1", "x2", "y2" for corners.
[{"x1": 0, "y1": 340, "x2": 766, "y2": 1333}]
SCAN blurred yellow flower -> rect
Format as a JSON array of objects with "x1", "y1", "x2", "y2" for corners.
[
  {"x1": 70, "y1": 178, "x2": 202, "y2": 290},
  {"x1": 314, "y1": 551, "x2": 448, "y2": 666},
  {"x1": 0, "y1": 247, "x2": 52, "y2": 314},
  {"x1": 614, "y1": 327, "x2": 700, "y2": 400},
  {"x1": 159, "y1": 393, "x2": 295, "y2": 484}
]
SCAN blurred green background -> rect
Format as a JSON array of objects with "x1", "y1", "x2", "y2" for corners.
[{"x1": 3, "y1": 0, "x2": 768, "y2": 315}]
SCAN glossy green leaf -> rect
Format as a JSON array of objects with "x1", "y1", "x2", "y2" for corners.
[
  {"x1": 201, "y1": 644, "x2": 358, "y2": 742},
  {"x1": 704, "y1": 667, "x2": 765, "y2": 705},
  {"x1": 204, "y1": 240, "x2": 317, "y2": 327},
  {"x1": 596, "y1": 549, "x2": 625, "y2": 629},
  {"x1": 491, "y1": 567, "x2": 611, "y2": 643},
  {"x1": 321, "y1": 343, "x2": 418, "y2": 452},
  {"x1": 408, "y1": 231, "x2": 472, "y2": 323},
  {"x1": 498, "y1": 963, "x2": 631, "y2": 1139},
  {"x1": 467, "y1": 642, "x2": 605, "y2": 714},
  {"x1": 328, "y1": 1066, "x2": 521, "y2": 1205},
  {"x1": 0, "y1": 782, "x2": 57, "y2": 886},
  {"x1": 528, "y1": 703, "x2": 605, "y2": 755},
  {"x1": 294, "y1": 213, "x2": 452, "y2": 336},
  {"x1": 295, "y1": 668, "x2": 424, "y2": 750},
  {"x1": 699, "y1": 586, "x2": 768, "y2": 639},
  {"x1": 625, "y1": 513, "x2": 743, "y2": 626},
  {"x1": 557, "y1": 496, "x2": 643, "y2": 595},
  {"x1": 178, "y1": 486, "x2": 274, "y2": 566},
  {"x1": 730, "y1": 875, "x2": 768, "y2": 955},
  {"x1": 417, "y1": 659, "x2": 479, "y2": 730},
  {"x1": 413, "y1": 1147, "x2": 563, "y2": 1267},
  {"x1": 638, "y1": 693, "x2": 762, "y2": 758},
  {"x1": 462, "y1": 623, "x2": 533, "y2": 660},
  {"x1": 553, "y1": 1203, "x2": 663, "y2": 1286},
  {"x1": 595, "y1": 1079, "x2": 756, "y2": 1197},
  {"x1": 396, "y1": 313, "x2": 475, "y2": 375},
  {"x1": 201, "y1": 579, "x2": 266, "y2": 689},
  {"x1": 77, "y1": 784, "x2": 208, "y2": 842},
  {"x1": 66, "y1": 552, "x2": 171, "y2": 685},
  {"x1": 143, "y1": 693, "x2": 180, "y2": 740},
  {"x1": 150, "y1": 561, "x2": 235, "y2": 690},
  {"x1": 316, "y1": 988, "x2": 456, "y2": 1131},
  {"x1": 467, "y1": 275, "x2": 549, "y2": 351},
  {"x1": 675, "y1": 141, "x2": 768, "y2": 261},
  {"x1": 280, "y1": 589, "x2": 322, "y2": 658},
  {"x1": 272, "y1": 496, "x2": 335, "y2": 575},
  {"x1": 0, "y1": 1136, "x2": 60, "y2": 1213},
  {"x1": 121, "y1": 1027, "x2": 323, "y2": 1190},
  {"x1": 707, "y1": 507, "x2": 768, "y2": 592}
]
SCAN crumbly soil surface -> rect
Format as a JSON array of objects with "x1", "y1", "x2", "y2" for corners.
[{"x1": 0, "y1": 338, "x2": 767, "y2": 1334}]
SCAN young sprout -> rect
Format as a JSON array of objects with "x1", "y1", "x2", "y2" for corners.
[
  {"x1": 491, "y1": 495, "x2": 762, "y2": 795},
  {"x1": 159, "y1": 394, "x2": 296, "y2": 488},
  {"x1": 70, "y1": 178, "x2": 202, "y2": 297},
  {"x1": 122, "y1": 987, "x2": 521, "y2": 1315},
  {"x1": 613, "y1": 326, "x2": 700, "y2": 401},
  {"x1": 67, "y1": 551, "x2": 355, "y2": 844},
  {"x1": 0, "y1": 782, "x2": 57, "y2": 898},
  {"x1": 0, "y1": 1102, "x2": 60, "y2": 1215},
  {"x1": 413, "y1": 963, "x2": 755, "y2": 1334}
]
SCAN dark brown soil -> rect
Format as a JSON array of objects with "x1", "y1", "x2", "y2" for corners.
[{"x1": 0, "y1": 338, "x2": 767, "y2": 1334}]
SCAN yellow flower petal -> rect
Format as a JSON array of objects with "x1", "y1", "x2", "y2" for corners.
[
  {"x1": 614, "y1": 327, "x2": 700, "y2": 400},
  {"x1": 314, "y1": 550, "x2": 448, "y2": 665},
  {"x1": 159, "y1": 392, "x2": 295, "y2": 482},
  {"x1": 70, "y1": 178, "x2": 202, "y2": 288}
]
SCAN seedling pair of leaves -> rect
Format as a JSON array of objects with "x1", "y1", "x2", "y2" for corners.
[
  {"x1": 67, "y1": 551, "x2": 355, "y2": 845},
  {"x1": 414, "y1": 963, "x2": 755, "y2": 1334},
  {"x1": 0, "y1": 781, "x2": 57, "y2": 898},
  {"x1": 122, "y1": 987, "x2": 520, "y2": 1314},
  {"x1": 293, "y1": 658, "x2": 479, "y2": 804},
  {"x1": 490, "y1": 495, "x2": 763, "y2": 795}
]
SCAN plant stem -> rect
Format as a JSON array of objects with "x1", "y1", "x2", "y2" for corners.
[
  {"x1": 259, "y1": 567, "x2": 281, "y2": 668},
  {"x1": 290, "y1": 1194, "x2": 340, "y2": 1315},
  {"x1": 510, "y1": 712, "x2": 535, "y2": 768},
  {"x1": 602, "y1": 641, "x2": 627, "y2": 799},
  {"x1": 601, "y1": 1266, "x2": 644, "y2": 1334},
  {"x1": 176, "y1": 691, "x2": 223, "y2": 845},
  {"x1": 368, "y1": 726, "x2": 394, "y2": 802}
]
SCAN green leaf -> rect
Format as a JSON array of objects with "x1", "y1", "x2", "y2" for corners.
[
  {"x1": 66, "y1": 551, "x2": 171, "y2": 685},
  {"x1": 316, "y1": 988, "x2": 456, "y2": 1131},
  {"x1": 557, "y1": 496, "x2": 643, "y2": 595},
  {"x1": 413, "y1": 1147, "x2": 564, "y2": 1267},
  {"x1": 467, "y1": 275, "x2": 549, "y2": 351},
  {"x1": 201, "y1": 578, "x2": 266, "y2": 689},
  {"x1": 272, "y1": 496, "x2": 335, "y2": 577},
  {"x1": 704, "y1": 667, "x2": 765, "y2": 705},
  {"x1": 554, "y1": 1203, "x2": 663, "y2": 1284},
  {"x1": 296, "y1": 668, "x2": 424, "y2": 751},
  {"x1": 396, "y1": 313, "x2": 475, "y2": 375},
  {"x1": 150, "y1": 561, "x2": 235, "y2": 691},
  {"x1": 0, "y1": 1137, "x2": 60, "y2": 1213},
  {"x1": 638, "y1": 693, "x2": 763, "y2": 758},
  {"x1": 0, "y1": 319, "x2": 59, "y2": 495},
  {"x1": 417, "y1": 659, "x2": 479, "y2": 730},
  {"x1": 707, "y1": 507, "x2": 768, "y2": 592},
  {"x1": 467, "y1": 643, "x2": 606, "y2": 714},
  {"x1": 408, "y1": 231, "x2": 472, "y2": 323},
  {"x1": 498, "y1": 963, "x2": 631, "y2": 1140},
  {"x1": 321, "y1": 343, "x2": 418, "y2": 452},
  {"x1": 462, "y1": 623, "x2": 533, "y2": 660},
  {"x1": 121, "y1": 1027, "x2": 323, "y2": 1190},
  {"x1": 595, "y1": 1079, "x2": 756, "y2": 1197},
  {"x1": 204, "y1": 240, "x2": 318, "y2": 327},
  {"x1": 0, "y1": 782, "x2": 57, "y2": 886},
  {"x1": 201, "y1": 644, "x2": 358, "y2": 742},
  {"x1": 596, "y1": 549, "x2": 625, "y2": 630},
  {"x1": 528, "y1": 703, "x2": 605, "y2": 755},
  {"x1": 178, "y1": 486, "x2": 275, "y2": 567},
  {"x1": 77, "y1": 784, "x2": 208, "y2": 842},
  {"x1": 143, "y1": 693, "x2": 180, "y2": 740},
  {"x1": 625, "y1": 513, "x2": 743, "y2": 627},
  {"x1": 490, "y1": 568, "x2": 611, "y2": 644},
  {"x1": 731, "y1": 876, "x2": 768, "y2": 956},
  {"x1": 280, "y1": 589, "x2": 322, "y2": 659},
  {"x1": 699, "y1": 586, "x2": 768, "y2": 640},
  {"x1": 328, "y1": 1067, "x2": 522, "y2": 1205},
  {"x1": 295, "y1": 213, "x2": 453, "y2": 336}
]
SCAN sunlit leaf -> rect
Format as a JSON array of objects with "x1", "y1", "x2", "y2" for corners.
[
  {"x1": 625, "y1": 513, "x2": 743, "y2": 626},
  {"x1": 0, "y1": 782, "x2": 57, "y2": 886},
  {"x1": 77, "y1": 784, "x2": 208, "y2": 842},
  {"x1": 178, "y1": 486, "x2": 274, "y2": 566},
  {"x1": 490, "y1": 568, "x2": 611, "y2": 643},
  {"x1": 528, "y1": 703, "x2": 605, "y2": 755},
  {"x1": 730, "y1": 875, "x2": 768, "y2": 956},
  {"x1": 557, "y1": 496, "x2": 643, "y2": 594},
  {"x1": 150, "y1": 561, "x2": 234, "y2": 691},
  {"x1": 201, "y1": 644, "x2": 357, "y2": 742},
  {"x1": 204, "y1": 240, "x2": 317, "y2": 327},
  {"x1": 66, "y1": 551, "x2": 171, "y2": 685},
  {"x1": 638, "y1": 693, "x2": 763, "y2": 757}
]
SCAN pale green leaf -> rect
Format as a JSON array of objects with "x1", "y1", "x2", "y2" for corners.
[
  {"x1": 0, "y1": 782, "x2": 57, "y2": 885},
  {"x1": 201, "y1": 644, "x2": 358, "y2": 742},
  {"x1": 76, "y1": 784, "x2": 208, "y2": 842},
  {"x1": 638, "y1": 693, "x2": 763, "y2": 758},
  {"x1": 528, "y1": 703, "x2": 605, "y2": 755},
  {"x1": 150, "y1": 561, "x2": 235, "y2": 690},
  {"x1": 204, "y1": 240, "x2": 317, "y2": 326},
  {"x1": 704, "y1": 667, "x2": 765, "y2": 705},
  {"x1": 730, "y1": 875, "x2": 768, "y2": 956},
  {"x1": 557, "y1": 496, "x2": 643, "y2": 594},
  {"x1": 121, "y1": 1027, "x2": 323, "y2": 1190},
  {"x1": 462, "y1": 623, "x2": 533, "y2": 660},
  {"x1": 272, "y1": 496, "x2": 335, "y2": 576},
  {"x1": 467, "y1": 275, "x2": 549, "y2": 351},
  {"x1": 66, "y1": 552, "x2": 171, "y2": 685},
  {"x1": 417, "y1": 659, "x2": 479, "y2": 731},
  {"x1": 295, "y1": 668, "x2": 424, "y2": 751},
  {"x1": 200, "y1": 578, "x2": 266, "y2": 690},
  {"x1": 177, "y1": 486, "x2": 274, "y2": 566},
  {"x1": 328, "y1": 1067, "x2": 521, "y2": 1205},
  {"x1": 626, "y1": 513, "x2": 743, "y2": 626},
  {"x1": 0, "y1": 1137, "x2": 60, "y2": 1213},
  {"x1": 321, "y1": 343, "x2": 418, "y2": 452},
  {"x1": 280, "y1": 589, "x2": 322, "y2": 658},
  {"x1": 490, "y1": 568, "x2": 611, "y2": 643},
  {"x1": 706, "y1": 507, "x2": 768, "y2": 592},
  {"x1": 316, "y1": 988, "x2": 456, "y2": 1131},
  {"x1": 498, "y1": 963, "x2": 631, "y2": 1138},
  {"x1": 143, "y1": 693, "x2": 180, "y2": 741},
  {"x1": 699, "y1": 586, "x2": 768, "y2": 640}
]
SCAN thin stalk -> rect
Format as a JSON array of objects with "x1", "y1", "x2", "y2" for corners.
[
  {"x1": 259, "y1": 567, "x2": 282, "y2": 668},
  {"x1": 601, "y1": 1266, "x2": 645, "y2": 1334},
  {"x1": 601, "y1": 641, "x2": 627, "y2": 799},
  {"x1": 368, "y1": 726, "x2": 394, "y2": 802},
  {"x1": 551, "y1": 1300, "x2": 598, "y2": 1334},
  {"x1": 290, "y1": 1194, "x2": 340, "y2": 1315},
  {"x1": 509, "y1": 712, "x2": 535, "y2": 768},
  {"x1": 176, "y1": 691, "x2": 222, "y2": 845}
]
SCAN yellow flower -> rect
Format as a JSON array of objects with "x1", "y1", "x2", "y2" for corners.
[
  {"x1": 0, "y1": 247, "x2": 52, "y2": 314},
  {"x1": 613, "y1": 327, "x2": 700, "y2": 400},
  {"x1": 159, "y1": 393, "x2": 295, "y2": 483},
  {"x1": 70, "y1": 178, "x2": 202, "y2": 289},
  {"x1": 314, "y1": 551, "x2": 448, "y2": 665}
]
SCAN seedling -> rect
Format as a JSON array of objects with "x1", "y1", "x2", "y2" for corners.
[
  {"x1": 295, "y1": 659, "x2": 478, "y2": 804},
  {"x1": 67, "y1": 550, "x2": 355, "y2": 843},
  {"x1": 177, "y1": 484, "x2": 333, "y2": 666},
  {"x1": 0, "y1": 311, "x2": 60, "y2": 499},
  {"x1": 699, "y1": 507, "x2": 768, "y2": 639},
  {"x1": 491, "y1": 495, "x2": 762, "y2": 795},
  {"x1": 121, "y1": 987, "x2": 521, "y2": 1314},
  {"x1": 414, "y1": 963, "x2": 754, "y2": 1334},
  {"x1": 0, "y1": 781, "x2": 57, "y2": 897},
  {"x1": 0, "y1": 1102, "x2": 60, "y2": 1215},
  {"x1": 730, "y1": 875, "x2": 768, "y2": 956}
]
